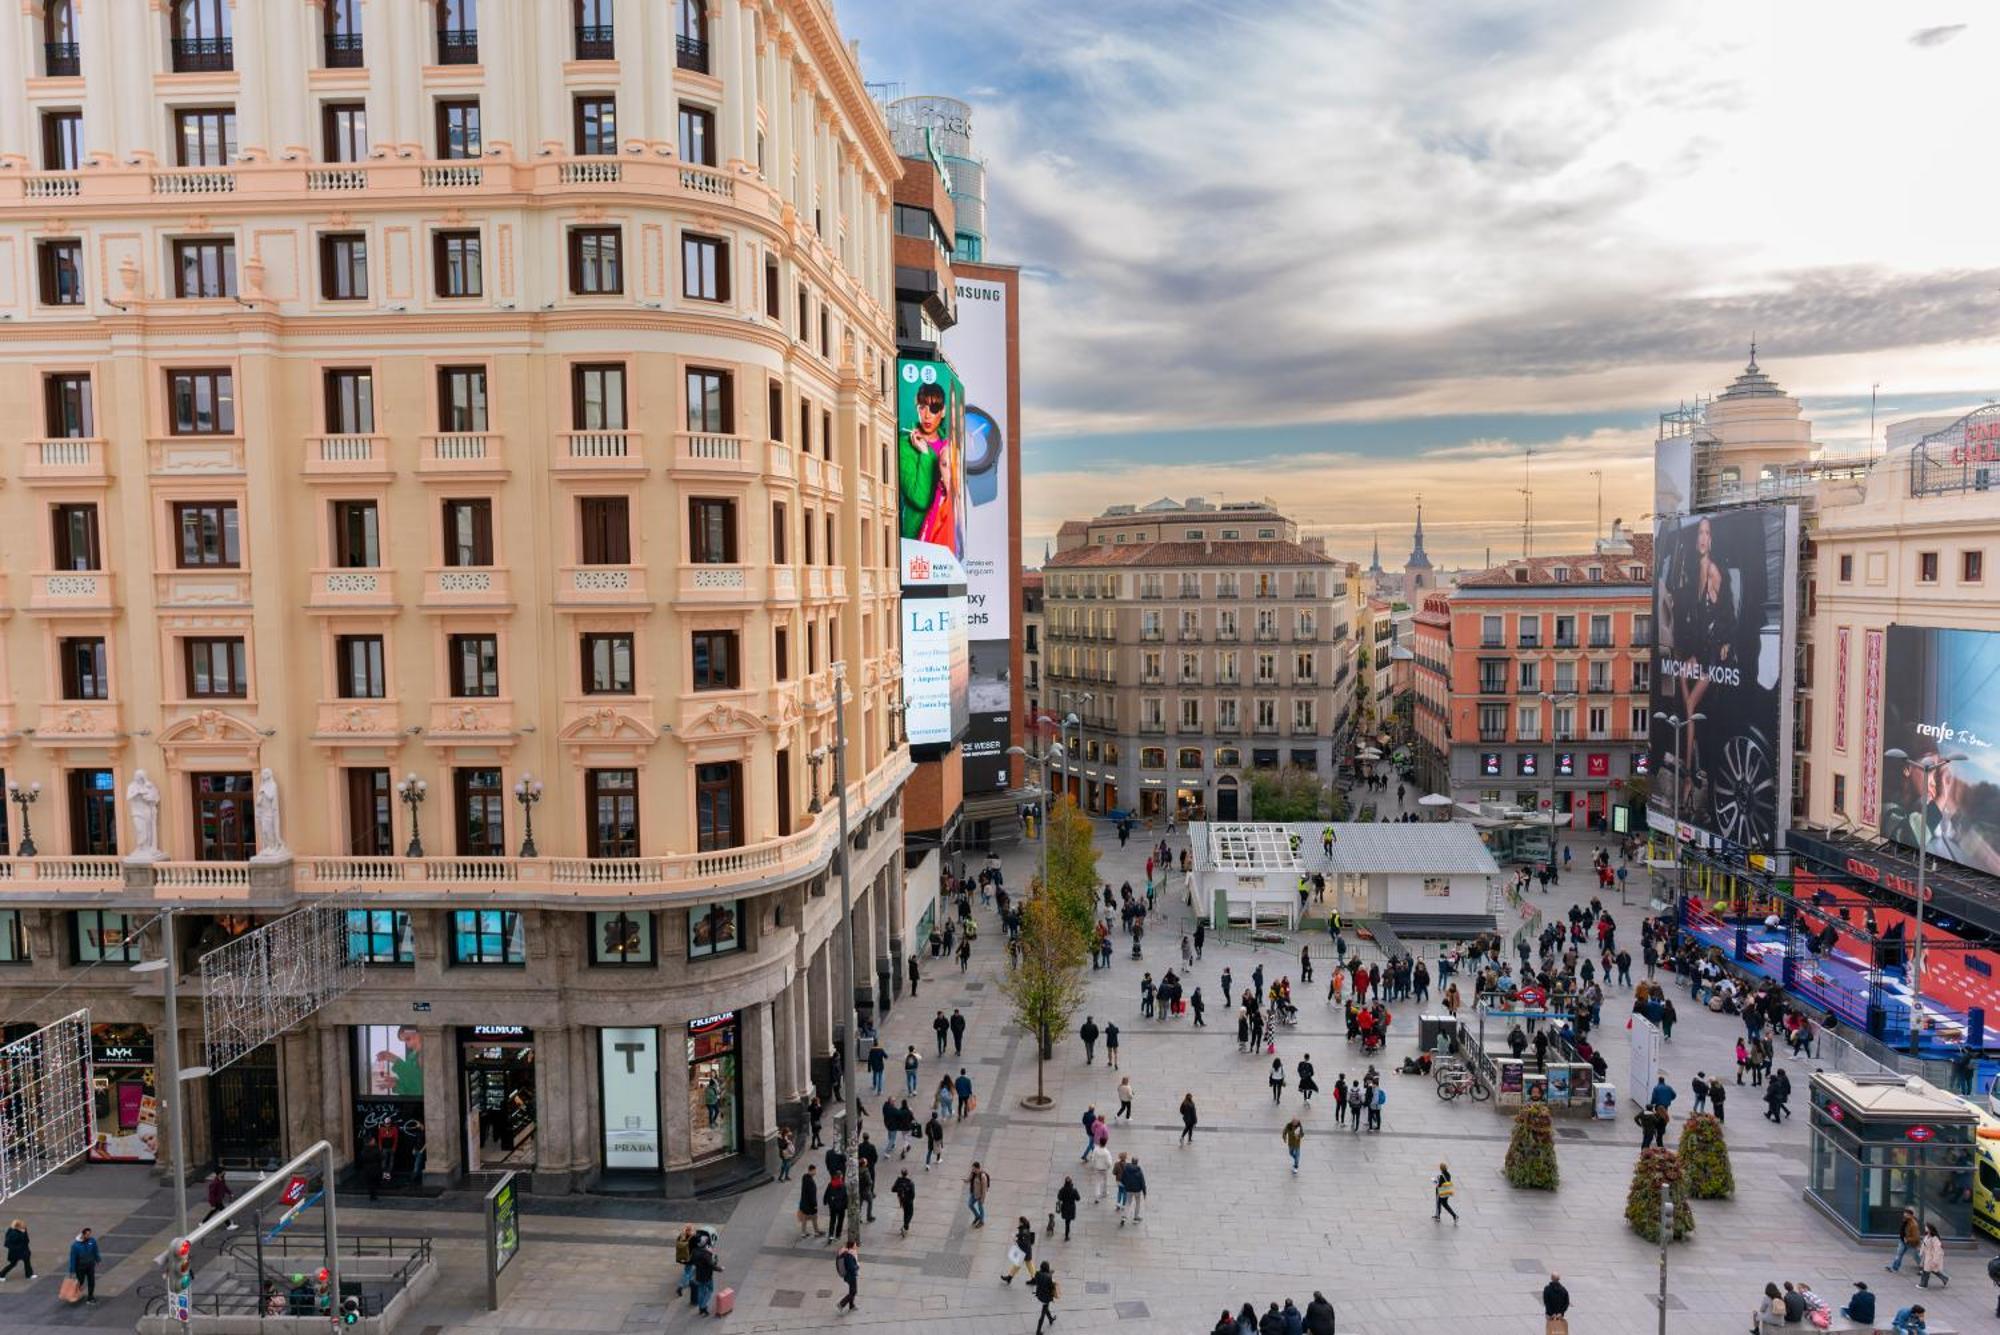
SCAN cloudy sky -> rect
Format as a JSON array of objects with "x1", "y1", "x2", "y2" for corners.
[{"x1": 837, "y1": 0, "x2": 2000, "y2": 569}]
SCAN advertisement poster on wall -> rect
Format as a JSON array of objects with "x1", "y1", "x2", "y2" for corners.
[
  {"x1": 598, "y1": 1028, "x2": 660, "y2": 1170},
  {"x1": 896, "y1": 358, "x2": 966, "y2": 588},
  {"x1": 1880, "y1": 625, "x2": 2000, "y2": 877},
  {"x1": 1648, "y1": 505, "x2": 1797, "y2": 851},
  {"x1": 903, "y1": 596, "x2": 969, "y2": 747}
]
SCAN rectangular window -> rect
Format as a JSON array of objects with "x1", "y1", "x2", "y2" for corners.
[
  {"x1": 452, "y1": 769, "x2": 505, "y2": 858},
  {"x1": 579, "y1": 496, "x2": 631, "y2": 565},
  {"x1": 678, "y1": 104, "x2": 715, "y2": 167},
  {"x1": 1838, "y1": 553, "x2": 1854, "y2": 582},
  {"x1": 447, "y1": 634, "x2": 500, "y2": 698},
  {"x1": 1832, "y1": 773, "x2": 1847, "y2": 815},
  {"x1": 773, "y1": 626, "x2": 789, "y2": 680},
  {"x1": 345, "y1": 909, "x2": 411, "y2": 964},
  {"x1": 451, "y1": 910, "x2": 526, "y2": 967},
  {"x1": 167, "y1": 368, "x2": 235, "y2": 435},
  {"x1": 1481, "y1": 615, "x2": 1503, "y2": 647},
  {"x1": 322, "y1": 101, "x2": 367, "y2": 163},
  {"x1": 331, "y1": 500, "x2": 380, "y2": 567},
  {"x1": 37, "y1": 239, "x2": 84, "y2": 306},
  {"x1": 591, "y1": 911, "x2": 653, "y2": 965},
  {"x1": 437, "y1": 365, "x2": 488, "y2": 430},
  {"x1": 0, "y1": 910, "x2": 27, "y2": 964},
  {"x1": 575, "y1": 0, "x2": 615, "y2": 59},
  {"x1": 66, "y1": 769, "x2": 117, "y2": 856},
  {"x1": 686, "y1": 367, "x2": 733, "y2": 433},
  {"x1": 334, "y1": 635, "x2": 386, "y2": 698},
  {"x1": 74, "y1": 910, "x2": 142, "y2": 964},
  {"x1": 582, "y1": 632, "x2": 634, "y2": 694},
  {"x1": 690, "y1": 630, "x2": 739, "y2": 691},
  {"x1": 174, "y1": 501, "x2": 240, "y2": 568},
  {"x1": 687, "y1": 902, "x2": 744, "y2": 959},
  {"x1": 683, "y1": 232, "x2": 729, "y2": 302},
  {"x1": 1963, "y1": 550, "x2": 1984, "y2": 583},
  {"x1": 319, "y1": 232, "x2": 368, "y2": 300},
  {"x1": 191, "y1": 771, "x2": 255, "y2": 861},
  {"x1": 689, "y1": 498, "x2": 736, "y2": 563},
  {"x1": 568, "y1": 227, "x2": 623, "y2": 294},
  {"x1": 586, "y1": 768, "x2": 639, "y2": 857},
  {"x1": 771, "y1": 502, "x2": 788, "y2": 563},
  {"x1": 52, "y1": 503, "x2": 100, "y2": 571},
  {"x1": 436, "y1": 99, "x2": 480, "y2": 159},
  {"x1": 433, "y1": 229, "x2": 482, "y2": 298},
  {"x1": 183, "y1": 636, "x2": 249, "y2": 698},
  {"x1": 1589, "y1": 614, "x2": 1613, "y2": 648},
  {"x1": 572, "y1": 363, "x2": 627, "y2": 430},
  {"x1": 172, "y1": 238, "x2": 236, "y2": 299},
  {"x1": 436, "y1": 0, "x2": 477, "y2": 63},
  {"x1": 694, "y1": 761, "x2": 742, "y2": 851},
  {"x1": 323, "y1": 368, "x2": 375, "y2": 434},
  {"x1": 441, "y1": 499, "x2": 493, "y2": 566},
  {"x1": 175, "y1": 107, "x2": 236, "y2": 167},
  {"x1": 59, "y1": 636, "x2": 108, "y2": 699},
  {"x1": 345, "y1": 769, "x2": 394, "y2": 857},
  {"x1": 574, "y1": 94, "x2": 617, "y2": 154},
  {"x1": 44, "y1": 371, "x2": 93, "y2": 437},
  {"x1": 42, "y1": 109, "x2": 82, "y2": 170},
  {"x1": 324, "y1": 0, "x2": 364, "y2": 67},
  {"x1": 764, "y1": 258, "x2": 780, "y2": 319},
  {"x1": 1918, "y1": 551, "x2": 1939, "y2": 583}
]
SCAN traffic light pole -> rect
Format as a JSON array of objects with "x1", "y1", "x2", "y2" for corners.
[{"x1": 157, "y1": 1140, "x2": 342, "y2": 1322}]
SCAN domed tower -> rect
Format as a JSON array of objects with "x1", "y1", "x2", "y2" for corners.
[{"x1": 1699, "y1": 345, "x2": 1816, "y2": 502}]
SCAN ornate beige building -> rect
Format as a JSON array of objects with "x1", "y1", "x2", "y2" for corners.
[{"x1": 0, "y1": 0, "x2": 914, "y2": 1197}]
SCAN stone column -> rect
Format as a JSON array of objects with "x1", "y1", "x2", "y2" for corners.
[
  {"x1": 717, "y1": 0, "x2": 746, "y2": 166},
  {"x1": 661, "y1": 1015, "x2": 694, "y2": 1198},
  {"x1": 772, "y1": 967, "x2": 799, "y2": 1119},
  {"x1": 420, "y1": 1025, "x2": 456, "y2": 1185},
  {"x1": 805, "y1": 940, "x2": 831, "y2": 1092},
  {"x1": 791, "y1": 964, "x2": 814, "y2": 1098},
  {"x1": 741, "y1": 1001, "x2": 777, "y2": 1171},
  {"x1": 872, "y1": 866, "x2": 895, "y2": 1017}
]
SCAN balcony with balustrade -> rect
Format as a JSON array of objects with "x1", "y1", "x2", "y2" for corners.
[
  {"x1": 308, "y1": 568, "x2": 397, "y2": 612},
  {"x1": 171, "y1": 36, "x2": 232, "y2": 72},
  {"x1": 674, "y1": 432, "x2": 756, "y2": 478},
  {"x1": 421, "y1": 566, "x2": 513, "y2": 612},
  {"x1": 555, "y1": 429, "x2": 645, "y2": 478},
  {"x1": 556, "y1": 565, "x2": 649, "y2": 609},
  {"x1": 418, "y1": 432, "x2": 505, "y2": 477},
  {"x1": 28, "y1": 570, "x2": 114, "y2": 614},
  {"x1": 22, "y1": 437, "x2": 108, "y2": 485},
  {"x1": 303, "y1": 434, "x2": 391, "y2": 480}
]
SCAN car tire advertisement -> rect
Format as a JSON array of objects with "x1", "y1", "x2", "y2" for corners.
[
  {"x1": 1881, "y1": 625, "x2": 2000, "y2": 877},
  {"x1": 1648, "y1": 505, "x2": 1797, "y2": 851}
]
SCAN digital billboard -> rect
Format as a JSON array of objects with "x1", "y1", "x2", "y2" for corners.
[
  {"x1": 1648, "y1": 505, "x2": 1798, "y2": 851},
  {"x1": 1880, "y1": 625, "x2": 2000, "y2": 877},
  {"x1": 897, "y1": 358, "x2": 966, "y2": 587},
  {"x1": 903, "y1": 595, "x2": 969, "y2": 747},
  {"x1": 942, "y1": 278, "x2": 1013, "y2": 639}
]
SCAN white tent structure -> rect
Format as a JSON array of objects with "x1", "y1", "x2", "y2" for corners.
[
  {"x1": 1193, "y1": 822, "x2": 1304, "y2": 929},
  {"x1": 1191, "y1": 820, "x2": 1503, "y2": 935}
]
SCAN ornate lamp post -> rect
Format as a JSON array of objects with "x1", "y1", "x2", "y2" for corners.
[
  {"x1": 396, "y1": 773, "x2": 428, "y2": 858},
  {"x1": 513, "y1": 772, "x2": 544, "y2": 858},
  {"x1": 7, "y1": 778, "x2": 41, "y2": 858}
]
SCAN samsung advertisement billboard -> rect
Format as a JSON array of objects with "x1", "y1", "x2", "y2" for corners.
[
  {"x1": 1648, "y1": 505, "x2": 1798, "y2": 851},
  {"x1": 903, "y1": 596, "x2": 970, "y2": 748},
  {"x1": 1880, "y1": 625, "x2": 2000, "y2": 877}
]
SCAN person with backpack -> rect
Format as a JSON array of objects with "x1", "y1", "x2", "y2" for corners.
[
  {"x1": 904, "y1": 1046, "x2": 922, "y2": 1096},
  {"x1": 834, "y1": 1241, "x2": 860, "y2": 1312},
  {"x1": 924, "y1": 1110, "x2": 946, "y2": 1170},
  {"x1": 1367, "y1": 1080, "x2": 1386, "y2": 1131},
  {"x1": 1032, "y1": 1261, "x2": 1060, "y2": 1332},
  {"x1": 892, "y1": 1169, "x2": 916, "y2": 1235},
  {"x1": 823, "y1": 1172, "x2": 849, "y2": 1243},
  {"x1": 966, "y1": 1161, "x2": 991, "y2": 1228},
  {"x1": 1433, "y1": 1162, "x2": 1459, "y2": 1223}
]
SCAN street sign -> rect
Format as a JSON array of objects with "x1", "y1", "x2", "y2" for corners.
[
  {"x1": 1518, "y1": 986, "x2": 1547, "y2": 1007},
  {"x1": 1906, "y1": 1125, "x2": 1934, "y2": 1142}
]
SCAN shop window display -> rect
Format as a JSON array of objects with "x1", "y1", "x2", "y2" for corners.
[
  {"x1": 88, "y1": 1024, "x2": 158, "y2": 1161},
  {"x1": 461, "y1": 1026, "x2": 536, "y2": 1171},
  {"x1": 353, "y1": 1024, "x2": 428, "y2": 1188},
  {"x1": 686, "y1": 902, "x2": 741, "y2": 959},
  {"x1": 686, "y1": 1013, "x2": 739, "y2": 1162}
]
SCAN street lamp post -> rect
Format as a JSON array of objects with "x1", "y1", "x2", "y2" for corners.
[
  {"x1": 513, "y1": 773, "x2": 544, "y2": 858},
  {"x1": 1538, "y1": 693, "x2": 1575, "y2": 866},
  {"x1": 6, "y1": 779, "x2": 41, "y2": 858},
  {"x1": 1007, "y1": 742, "x2": 1064, "y2": 892},
  {"x1": 396, "y1": 773, "x2": 428, "y2": 858},
  {"x1": 828, "y1": 661, "x2": 863, "y2": 1247},
  {"x1": 1883, "y1": 748, "x2": 1967, "y2": 1056},
  {"x1": 1652, "y1": 712, "x2": 1704, "y2": 896}
]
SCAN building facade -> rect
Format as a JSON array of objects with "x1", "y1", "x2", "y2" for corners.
[
  {"x1": 1041, "y1": 538, "x2": 1354, "y2": 823},
  {"x1": 0, "y1": 0, "x2": 913, "y2": 1196},
  {"x1": 1413, "y1": 527, "x2": 1654, "y2": 830}
]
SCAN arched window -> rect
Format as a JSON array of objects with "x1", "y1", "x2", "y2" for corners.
[
  {"x1": 171, "y1": 0, "x2": 232, "y2": 72},
  {"x1": 43, "y1": 1, "x2": 80, "y2": 76}
]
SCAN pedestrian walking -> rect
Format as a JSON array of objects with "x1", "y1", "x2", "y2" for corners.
[
  {"x1": 0, "y1": 1219, "x2": 32, "y2": 1282},
  {"x1": 1079, "y1": 1105, "x2": 1099, "y2": 1161},
  {"x1": 1105, "y1": 1022, "x2": 1121, "y2": 1069},
  {"x1": 1056, "y1": 1177, "x2": 1080, "y2": 1241},
  {"x1": 1269, "y1": 1057, "x2": 1287, "y2": 1104},
  {"x1": 1366, "y1": 1080, "x2": 1385, "y2": 1131},
  {"x1": 797, "y1": 1166, "x2": 823, "y2": 1237},
  {"x1": 1032, "y1": 1261, "x2": 1060, "y2": 1332},
  {"x1": 1118, "y1": 1157, "x2": 1147, "y2": 1224},
  {"x1": 1282, "y1": 1118, "x2": 1304, "y2": 1175},
  {"x1": 924, "y1": 1110, "x2": 946, "y2": 1170},
  {"x1": 893, "y1": 1169, "x2": 916, "y2": 1234},
  {"x1": 1298, "y1": 1055, "x2": 1318, "y2": 1105},
  {"x1": 1300, "y1": 946, "x2": 1313, "y2": 985},
  {"x1": 904, "y1": 1046, "x2": 921, "y2": 1096},
  {"x1": 933, "y1": 1010, "x2": 950, "y2": 1057},
  {"x1": 1001, "y1": 1216, "x2": 1036, "y2": 1283},
  {"x1": 1918, "y1": 1223, "x2": 1950, "y2": 1288},
  {"x1": 1116, "y1": 1076, "x2": 1134, "y2": 1120},
  {"x1": 1888, "y1": 1207, "x2": 1921, "y2": 1273},
  {"x1": 1080, "y1": 1016, "x2": 1100, "y2": 1065},
  {"x1": 1433, "y1": 1162, "x2": 1459, "y2": 1223},
  {"x1": 1333, "y1": 1075, "x2": 1349, "y2": 1126},
  {"x1": 1691, "y1": 1071, "x2": 1709, "y2": 1115},
  {"x1": 1195, "y1": 921, "x2": 1207, "y2": 960},
  {"x1": 689, "y1": 1232, "x2": 723, "y2": 1315},
  {"x1": 1708, "y1": 1079, "x2": 1727, "y2": 1124},
  {"x1": 1086, "y1": 1141, "x2": 1113, "y2": 1201},
  {"x1": 1192, "y1": 987, "x2": 1207, "y2": 1027},
  {"x1": 203, "y1": 1169, "x2": 240, "y2": 1229},
  {"x1": 1179, "y1": 1092, "x2": 1198, "y2": 1145},
  {"x1": 1765, "y1": 1068, "x2": 1792, "y2": 1123},
  {"x1": 966, "y1": 1161, "x2": 991, "y2": 1227},
  {"x1": 824, "y1": 1171, "x2": 850, "y2": 1242},
  {"x1": 951, "y1": 1009, "x2": 967, "y2": 1056},
  {"x1": 67, "y1": 1228, "x2": 100, "y2": 1305},
  {"x1": 956, "y1": 1069, "x2": 974, "y2": 1120},
  {"x1": 934, "y1": 1075, "x2": 956, "y2": 1120},
  {"x1": 808, "y1": 1092, "x2": 826, "y2": 1147},
  {"x1": 1543, "y1": 1271, "x2": 1570, "y2": 1332},
  {"x1": 777, "y1": 1127, "x2": 799, "y2": 1182},
  {"x1": 834, "y1": 1241, "x2": 860, "y2": 1312}
]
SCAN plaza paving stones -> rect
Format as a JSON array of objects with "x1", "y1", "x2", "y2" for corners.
[{"x1": 4, "y1": 809, "x2": 1994, "y2": 1332}]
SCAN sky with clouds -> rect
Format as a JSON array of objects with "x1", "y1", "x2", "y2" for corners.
[{"x1": 836, "y1": 0, "x2": 2000, "y2": 569}]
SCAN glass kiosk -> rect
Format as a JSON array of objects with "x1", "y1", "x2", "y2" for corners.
[{"x1": 1807, "y1": 1071, "x2": 1979, "y2": 1240}]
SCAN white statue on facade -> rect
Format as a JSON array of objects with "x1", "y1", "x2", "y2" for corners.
[
  {"x1": 124, "y1": 769, "x2": 165, "y2": 863},
  {"x1": 250, "y1": 767, "x2": 290, "y2": 862}
]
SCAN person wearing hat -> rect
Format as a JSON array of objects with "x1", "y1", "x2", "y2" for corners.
[{"x1": 1840, "y1": 1280, "x2": 1875, "y2": 1325}]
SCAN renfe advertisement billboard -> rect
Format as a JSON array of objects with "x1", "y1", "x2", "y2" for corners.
[
  {"x1": 897, "y1": 358, "x2": 966, "y2": 587},
  {"x1": 903, "y1": 595, "x2": 969, "y2": 747},
  {"x1": 1648, "y1": 505, "x2": 1798, "y2": 851},
  {"x1": 1881, "y1": 625, "x2": 2000, "y2": 877}
]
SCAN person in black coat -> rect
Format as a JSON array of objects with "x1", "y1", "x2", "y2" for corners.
[
  {"x1": 1031, "y1": 1261, "x2": 1059, "y2": 1333},
  {"x1": 1258, "y1": 1302, "x2": 1287, "y2": 1335},
  {"x1": 1543, "y1": 1272, "x2": 1570, "y2": 1318},
  {"x1": 1179, "y1": 1093, "x2": 1199, "y2": 1145},
  {"x1": 891, "y1": 1169, "x2": 916, "y2": 1235},
  {"x1": 797, "y1": 1165, "x2": 822, "y2": 1237},
  {"x1": 1303, "y1": 1291, "x2": 1336, "y2": 1335},
  {"x1": 823, "y1": 1173, "x2": 849, "y2": 1243},
  {"x1": 1, "y1": 1219, "x2": 32, "y2": 1280},
  {"x1": 1055, "y1": 1177, "x2": 1080, "y2": 1240}
]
